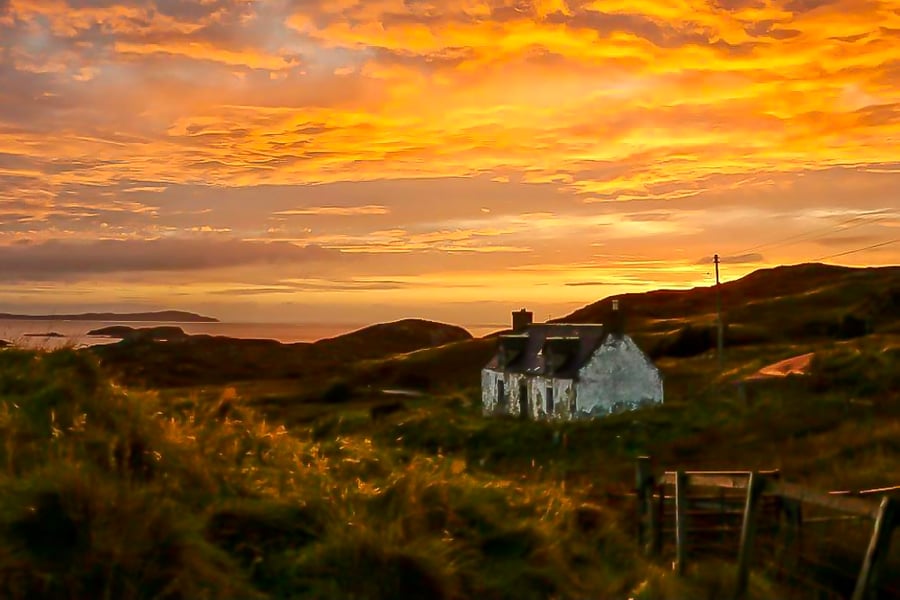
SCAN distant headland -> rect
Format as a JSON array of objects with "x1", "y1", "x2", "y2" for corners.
[{"x1": 0, "y1": 310, "x2": 219, "y2": 323}]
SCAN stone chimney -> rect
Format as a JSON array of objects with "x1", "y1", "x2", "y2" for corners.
[
  {"x1": 512, "y1": 308, "x2": 534, "y2": 332},
  {"x1": 607, "y1": 298, "x2": 626, "y2": 337}
]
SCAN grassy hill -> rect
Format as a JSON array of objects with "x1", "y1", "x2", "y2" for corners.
[
  {"x1": 0, "y1": 348, "x2": 703, "y2": 600},
  {"x1": 1, "y1": 339, "x2": 897, "y2": 599},
  {"x1": 320, "y1": 263, "x2": 899, "y2": 396},
  {"x1": 566, "y1": 263, "x2": 900, "y2": 355},
  {"x1": 0, "y1": 262, "x2": 898, "y2": 598},
  {"x1": 90, "y1": 319, "x2": 472, "y2": 389},
  {"x1": 89, "y1": 263, "x2": 899, "y2": 395}
]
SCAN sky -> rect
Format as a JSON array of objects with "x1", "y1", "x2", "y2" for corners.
[{"x1": 0, "y1": 0, "x2": 898, "y2": 325}]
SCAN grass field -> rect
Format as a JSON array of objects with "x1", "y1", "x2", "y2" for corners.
[
  {"x1": 0, "y1": 348, "x2": 691, "y2": 600},
  {"x1": 2, "y1": 335, "x2": 896, "y2": 599},
  {"x1": 0, "y1": 264, "x2": 898, "y2": 599}
]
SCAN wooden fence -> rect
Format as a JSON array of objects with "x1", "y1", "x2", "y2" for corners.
[{"x1": 635, "y1": 457, "x2": 899, "y2": 600}]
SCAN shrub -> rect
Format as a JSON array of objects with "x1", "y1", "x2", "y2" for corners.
[
  {"x1": 205, "y1": 500, "x2": 330, "y2": 595},
  {"x1": 0, "y1": 351, "x2": 262, "y2": 598},
  {"x1": 292, "y1": 533, "x2": 452, "y2": 600},
  {"x1": 652, "y1": 325, "x2": 716, "y2": 358},
  {"x1": 837, "y1": 313, "x2": 870, "y2": 339},
  {"x1": 0, "y1": 470, "x2": 256, "y2": 600},
  {"x1": 808, "y1": 345, "x2": 900, "y2": 397},
  {"x1": 321, "y1": 380, "x2": 355, "y2": 403}
]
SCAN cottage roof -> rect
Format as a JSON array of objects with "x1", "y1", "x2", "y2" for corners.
[{"x1": 484, "y1": 323, "x2": 608, "y2": 379}]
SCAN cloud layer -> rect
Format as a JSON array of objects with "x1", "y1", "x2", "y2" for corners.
[
  {"x1": 0, "y1": 239, "x2": 340, "y2": 279},
  {"x1": 0, "y1": 0, "x2": 898, "y2": 321}
]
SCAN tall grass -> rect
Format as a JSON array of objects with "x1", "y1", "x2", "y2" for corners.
[
  {"x1": 0, "y1": 349, "x2": 708, "y2": 599},
  {"x1": 4, "y1": 337, "x2": 895, "y2": 598}
]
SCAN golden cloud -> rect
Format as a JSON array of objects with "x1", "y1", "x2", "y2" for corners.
[
  {"x1": 0, "y1": 0, "x2": 898, "y2": 319},
  {"x1": 274, "y1": 205, "x2": 390, "y2": 216}
]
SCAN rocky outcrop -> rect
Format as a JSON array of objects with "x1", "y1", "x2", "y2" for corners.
[{"x1": 87, "y1": 326, "x2": 189, "y2": 341}]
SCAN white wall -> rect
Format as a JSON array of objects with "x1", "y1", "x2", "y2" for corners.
[
  {"x1": 527, "y1": 376, "x2": 576, "y2": 420},
  {"x1": 481, "y1": 369, "x2": 526, "y2": 416},
  {"x1": 574, "y1": 335, "x2": 663, "y2": 418},
  {"x1": 482, "y1": 370, "x2": 574, "y2": 419},
  {"x1": 481, "y1": 369, "x2": 503, "y2": 415},
  {"x1": 483, "y1": 334, "x2": 663, "y2": 420}
]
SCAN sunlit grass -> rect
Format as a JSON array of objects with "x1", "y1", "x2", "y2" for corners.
[
  {"x1": 0, "y1": 349, "x2": 699, "y2": 599},
  {"x1": 1, "y1": 326, "x2": 897, "y2": 599}
]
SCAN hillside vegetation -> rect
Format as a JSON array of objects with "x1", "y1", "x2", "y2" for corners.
[
  {"x1": 569, "y1": 263, "x2": 900, "y2": 356},
  {"x1": 0, "y1": 348, "x2": 733, "y2": 600},
  {"x1": 2, "y1": 338, "x2": 897, "y2": 598},
  {"x1": 308, "y1": 264, "x2": 899, "y2": 397},
  {"x1": 91, "y1": 319, "x2": 472, "y2": 388},
  {"x1": 1, "y1": 263, "x2": 898, "y2": 598}
]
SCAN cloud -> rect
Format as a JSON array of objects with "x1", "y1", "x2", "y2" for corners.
[
  {"x1": 209, "y1": 278, "x2": 412, "y2": 295},
  {"x1": 812, "y1": 234, "x2": 891, "y2": 247},
  {"x1": 0, "y1": 239, "x2": 342, "y2": 280},
  {"x1": 695, "y1": 253, "x2": 765, "y2": 265},
  {"x1": 274, "y1": 204, "x2": 390, "y2": 216},
  {"x1": 564, "y1": 281, "x2": 615, "y2": 287},
  {"x1": 0, "y1": 0, "x2": 898, "y2": 322},
  {"x1": 1, "y1": 0, "x2": 896, "y2": 199},
  {"x1": 122, "y1": 186, "x2": 168, "y2": 193}
]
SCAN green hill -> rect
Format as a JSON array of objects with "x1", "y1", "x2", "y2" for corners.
[
  {"x1": 88, "y1": 263, "x2": 900, "y2": 394},
  {"x1": 0, "y1": 348, "x2": 690, "y2": 600},
  {"x1": 565, "y1": 263, "x2": 900, "y2": 352},
  {"x1": 90, "y1": 319, "x2": 472, "y2": 388},
  {"x1": 330, "y1": 263, "x2": 899, "y2": 395},
  {"x1": 1, "y1": 262, "x2": 897, "y2": 598}
]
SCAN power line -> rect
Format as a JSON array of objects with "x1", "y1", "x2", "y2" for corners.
[
  {"x1": 762, "y1": 215, "x2": 888, "y2": 252},
  {"x1": 813, "y1": 238, "x2": 900, "y2": 261},
  {"x1": 733, "y1": 212, "x2": 888, "y2": 256}
]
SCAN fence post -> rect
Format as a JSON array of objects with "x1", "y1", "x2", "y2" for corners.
[
  {"x1": 636, "y1": 457, "x2": 651, "y2": 550},
  {"x1": 734, "y1": 472, "x2": 768, "y2": 600},
  {"x1": 675, "y1": 471, "x2": 689, "y2": 575},
  {"x1": 719, "y1": 487, "x2": 727, "y2": 549},
  {"x1": 647, "y1": 478, "x2": 659, "y2": 558},
  {"x1": 654, "y1": 481, "x2": 664, "y2": 557},
  {"x1": 780, "y1": 498, "x2": 803, "y2": 581},
  {"x1": 636, "y1": 457, "x2": 659, "y2": 557},
  {"x1": 770, "y1": 471, "x2": 782, "y2": 538},
  {"x1": 852, "y1": 497, "x2": 898, "y2": 600}
]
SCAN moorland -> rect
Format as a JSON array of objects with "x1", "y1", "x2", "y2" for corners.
[{"x1": 0, "y1": 262, "x2": 897, "y2": 599}]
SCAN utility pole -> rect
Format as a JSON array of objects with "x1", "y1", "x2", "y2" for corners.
[{"x1": 715, "y1": 254, "x2": 724, "y2": 370}]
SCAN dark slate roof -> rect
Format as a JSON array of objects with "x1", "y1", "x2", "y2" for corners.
[{"x1": 483, "y1": 324, "x2": 608, "y2": 379}]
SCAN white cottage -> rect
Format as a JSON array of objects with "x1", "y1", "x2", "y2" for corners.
[{"x1": 482, "y1": 307, "x2": 663, "y2": 420}]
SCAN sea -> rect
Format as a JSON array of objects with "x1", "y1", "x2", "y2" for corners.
[{"x1": 0, "y1": 320, "x2": 505, "y2": 350}]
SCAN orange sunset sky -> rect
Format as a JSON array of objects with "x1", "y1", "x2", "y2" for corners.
[{"x1": 0, "y1": 0, "x2": 898, "y2": 325}]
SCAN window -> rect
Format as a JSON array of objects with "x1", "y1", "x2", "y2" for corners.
[
  {"x1": 497, "y1": 380, "x2": 505, "y2": 408},
  {"x1": 546, "y1": 386, "x2": 554, "y2": 414}
]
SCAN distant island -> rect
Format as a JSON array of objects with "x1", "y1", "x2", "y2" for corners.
[{"x1": 0, "y1": 311, "x2": 219, "y2": 323}]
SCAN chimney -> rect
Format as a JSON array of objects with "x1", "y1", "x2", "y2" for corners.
[
  {"x1": 512, "y1": 308, "x2": 534, "y2": 332},
  {"x1": 607, "y1": 298, "x2": 626, "y2": 337}
]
